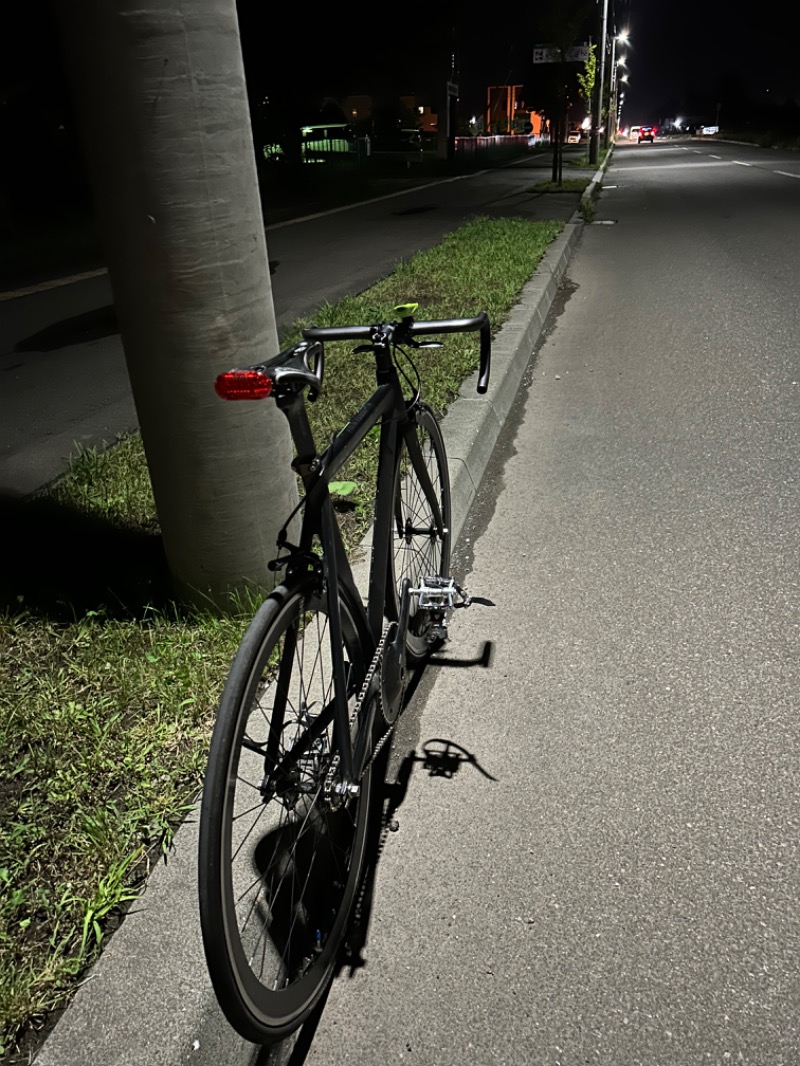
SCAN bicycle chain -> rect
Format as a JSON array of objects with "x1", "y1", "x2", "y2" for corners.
[
  {"x1": 360, "y1": 717, "x2": 397, "y2": 780},
  {"x1": 325, "y1": 625, "x2": 392, "y2": 801},
  {"x1": 323, "y1": 587, "x2": 492, "y2": 802}
]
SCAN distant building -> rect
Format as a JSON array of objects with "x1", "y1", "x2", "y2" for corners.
[
  {"x1": 341, "y1": 94, "x2": 438, "y2": 133},
  {"x1": 486, "y1": 85, "x2": 527, "y2": 134}
]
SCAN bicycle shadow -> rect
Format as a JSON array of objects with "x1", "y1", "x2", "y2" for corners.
[
  {"x1": 426, "y1": 640, "x2": 495, "y2": 671},
  {"x1": 248, "y1": 640, "x2": 496, "y2": 1065},
  {"x1": 335, "y1": 641, "x2": 497, "y2": 970},
  {"x1": 342, "y1": 729, "x2": 497, "y2": 970}
]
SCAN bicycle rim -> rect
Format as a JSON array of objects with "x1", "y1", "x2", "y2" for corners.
[
  {"x1": 199, "y1": 579, "x2": 372, "y2": 1044},
  {"x1": 391, "y1": 404, "x2": 452, "y2": 663}
]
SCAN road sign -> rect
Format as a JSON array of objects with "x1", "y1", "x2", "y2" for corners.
[{"x1": 533, "y1": 44, "x2": 590, "y2": 64}]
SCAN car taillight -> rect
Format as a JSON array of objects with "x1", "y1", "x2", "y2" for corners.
[{"x1": 214, "y1": 370, "x2": 273, "y2": 400}]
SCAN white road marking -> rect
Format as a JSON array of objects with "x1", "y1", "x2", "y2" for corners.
[
  {"x1": 619, "y1": 161, "x2": 731, "y2": 171},
  {"x1": 0, "y1": 268, "x2": 108, "y2": 302},
  {"x1": 1, "y1": 171, "x2": 489, "y2": 301}
]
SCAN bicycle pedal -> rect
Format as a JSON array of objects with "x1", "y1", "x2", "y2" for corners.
[
  {"x1": 413, "y1": 577, "x2": 494, "y2": 611},
  {"x1": 414, "y1": 575, "x2": 458, "y2": 609}
]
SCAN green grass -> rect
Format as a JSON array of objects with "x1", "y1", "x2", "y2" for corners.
[
  {"x1": 48, "y1": 435, "x2": 160, "y2": 532},
  {"x1": 0, "y1": 606, "x2": 243, "y2": 1056},
  {"x1": 533, "y1": 178, "x2": 591, "y2": 194},
  {"x1": 0, "y1": 213, "x2": 564, "y2": 1057}
]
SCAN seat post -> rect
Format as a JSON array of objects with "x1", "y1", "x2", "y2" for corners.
[{"x1": 276, "y1": 391, "x2": 318, "y2": 488}]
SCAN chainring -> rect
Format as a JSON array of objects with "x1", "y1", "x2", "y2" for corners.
[{"x1": 379, "y1": 622, "x2": 405, "y2": 725}]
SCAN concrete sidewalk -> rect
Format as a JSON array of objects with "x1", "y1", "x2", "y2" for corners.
[{"x1": 32, "y1": 161, "x2": 606, "y2": 1066}]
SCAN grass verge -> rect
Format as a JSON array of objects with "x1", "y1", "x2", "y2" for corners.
[
  {"x1": 0, "y1": 212, "x2": 565, "y2": 1059},
  {"x1": 533, "y1": 178, "x2": 591, "y2": 194}
]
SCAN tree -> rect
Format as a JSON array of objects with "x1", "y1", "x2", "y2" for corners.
[
  {"x1": 577, "y1": 44, "x2": 597, "y2": 117},
  {"x1": 56, "y1": 0, "x2": 298, "y2": 609}
]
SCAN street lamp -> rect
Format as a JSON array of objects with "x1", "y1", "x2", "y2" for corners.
[
  {"x1": 619, "y1": 70, "x2": 629, "y2": 133},
  {"x1": 618, "y1": 54, "x2": 631, "y2": 131}
]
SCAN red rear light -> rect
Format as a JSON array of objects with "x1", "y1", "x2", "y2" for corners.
[{"x1": 215, "y1": 370, "x2": 273, "y2": 400}]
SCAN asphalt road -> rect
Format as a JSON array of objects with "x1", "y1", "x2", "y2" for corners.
[
  {"x1": 34, "y1": 139, "x2": 800, "y2": 1065},
  {"x1": 293, "y1": 140, "x2": 800, "y2": 1063},
  {"x1": 0, "y1": 152, "x2": 582, "y2": 498},
  {"x1": 318, "y1": 139, "x2": 800, "y2": 1064}
]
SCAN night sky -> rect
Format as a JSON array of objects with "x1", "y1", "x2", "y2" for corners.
[
  {"x1": 234, "y1": 0, "x2": 800, "y2": 129},
  {"x1": 4, "y1": 1, "x2": 800, "y2": 126},
  {"x1": 619, "y1": 0, "x2": 800, "y2": 124},
  {"x1": 2, "y1": 0, "x2": 800, "y2": 217}
]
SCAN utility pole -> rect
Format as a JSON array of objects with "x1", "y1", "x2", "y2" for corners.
[
  {"x1": 551, "y1": 79, "x2": 564, "y2": 185},
  {"x1": 57, "y1": 0, "x2": 298, "y2": 608},
  {"x1": 589, "y1": 0, "x2": 609, "y2": 166},
  {"x1": 604, "y1": 28, "x2": 618, "y2": 150}
]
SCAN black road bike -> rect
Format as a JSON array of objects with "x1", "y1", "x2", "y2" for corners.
[{"x1": 198, "y1": 305, "x2": 491, "y2": 1045}]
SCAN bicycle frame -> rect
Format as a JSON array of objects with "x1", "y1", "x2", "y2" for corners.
[
  {"x1": 273, "y1": 345, "x2": 443, "y2": 787},
  {"x1": 215, "y1": 311, "x2": 488, "y2": 794}
]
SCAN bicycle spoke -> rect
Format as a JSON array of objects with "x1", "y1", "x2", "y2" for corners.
[{"x1": 391, "y1": 407, "x2": 452, "y2": 663}]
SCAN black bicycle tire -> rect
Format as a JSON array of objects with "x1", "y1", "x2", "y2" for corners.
[
  {"x1": 198, "y1": 576, "x2": 373, "y2": 1044},
  {"x1": 389, "y1": 403, "x2": 452, "y2": 664}
]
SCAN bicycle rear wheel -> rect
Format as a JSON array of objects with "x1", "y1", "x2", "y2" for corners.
[
  {"x1": 198, "y1": 577, "x2": 373, "y2": 1045},
  {"x1": 390, "y1": 403, "x2": 452, "y2": 664}
]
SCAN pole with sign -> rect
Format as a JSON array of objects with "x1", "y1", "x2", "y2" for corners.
[
  {"x1": 589, "y1": 0, "x2": 609, "y2": 164},
  {"x1": 532, "y1": 43, "x2": 589, "y2": 184}
]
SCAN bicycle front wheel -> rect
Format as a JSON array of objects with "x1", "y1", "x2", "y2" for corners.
[
  {"x1": 198, "y1": 577, "x2": 373, "y2": 1045},
  {"x1": 390, "y1": 403, "x2": 452, "y2": 664}
]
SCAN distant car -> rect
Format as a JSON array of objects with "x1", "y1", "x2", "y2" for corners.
[
  {"x1": 629, "y1": 125, "x2": 641, "y2": 141},
  {"x1": 638, "y1": 125, "x2": 655, "y2": 143},
  {"x1": 566, "y1": 129, "x2": 582, "y2": 144}
]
